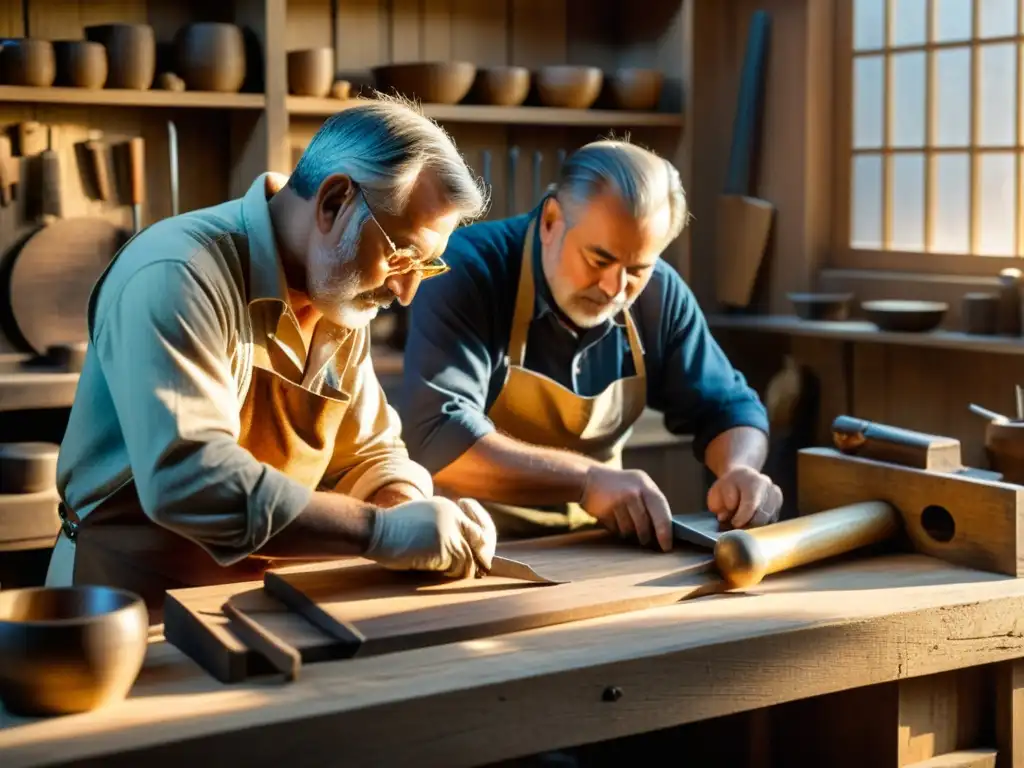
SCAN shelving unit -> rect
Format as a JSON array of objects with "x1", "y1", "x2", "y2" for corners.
[
  {"x1": 0, "y1": 0, "x2": 693, "y2": 359},
  {"x1": 287, "y1": 96, "x2": 685, "y2": 127}
]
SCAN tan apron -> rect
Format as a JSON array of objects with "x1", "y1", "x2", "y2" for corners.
[
  {"x1": 51, "y1": 293, "x2": 349, "y2": 624},
  {"x1": 483, "y1": 219, "x2": 648, "y2": 538}
]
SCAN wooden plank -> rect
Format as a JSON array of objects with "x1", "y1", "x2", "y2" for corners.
[
  {"x1": 164, "y1": 530, "x2": 717, "y2": 682},
  {"x1": 997, "y1": 658, "x2": 1024, "y2": 768},
  {"x1": 798, "y1": 448, "x2": 1024, "y2": 577},
  {"x1": 898, "y1": 669, "x2": 987, "y2": 766},
  {"x1": 6, "y1": 554, "x2": 1024, "y2": 768},
  {"x1": 904, "y1": 752, "x2": 998, "y2": 768}
]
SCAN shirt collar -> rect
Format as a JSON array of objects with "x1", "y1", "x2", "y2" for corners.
[{"x1": 240, "y1": 171, "x2": 292, "y2": 304}]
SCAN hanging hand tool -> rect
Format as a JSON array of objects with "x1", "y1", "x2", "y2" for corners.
[
  {"x1": 84, "y1": 134, "x2": 111, "y2": 202},
  {"x1": 532, "y1": 149, "x2": 543, "y2": 204},
  {"x1": 0, "y1": 135, "x2": 17, "y2": 206},
  {"x1": 126, "y1": 136, "x2": 145, "y2": 233},
  {"x1": 480, "y1": 148, "x2": 491, "y2": 190},
  {"x1": 167, "y1": 120, "x2": 179, "y2": 217},
  {"x1": 715, "y1": 10, "x2": 774, "y2": 308},
  {"x1": 40, "y1": 126, "x2": 61, "y2": 220},
  {"x1": 506, "y1": 145, "x2": 518, "y2": 217}
]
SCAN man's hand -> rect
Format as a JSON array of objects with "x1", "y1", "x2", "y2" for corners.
[
  {"x1": 363, "y1": 496, "x2": 497, "y2": 578},
  {"x1": 579, "y1": 465, "x2": 673, "y2": 552},
  {"x1": 707, "y1": 466, "x2": 782, "y2": 529}
]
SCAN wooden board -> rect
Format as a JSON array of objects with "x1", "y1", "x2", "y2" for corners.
[
  {"x1": 164, "y1": 530, "x2": 718, "y2": 683},
  {"x1": 798, "y1": 447, "x2": 1024, "y2": 577}
]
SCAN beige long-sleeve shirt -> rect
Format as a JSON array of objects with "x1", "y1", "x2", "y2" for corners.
[{"x1": 56, "y1": 173, "x2": 432, "y2": 567}]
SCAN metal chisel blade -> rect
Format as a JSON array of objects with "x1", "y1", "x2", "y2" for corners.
[
  {"x1": 671, "y1": 511, "x2": 726, "y2": 549},
  {"x1": 488, "y1": 555, "x2": 563, "y2": 584}
]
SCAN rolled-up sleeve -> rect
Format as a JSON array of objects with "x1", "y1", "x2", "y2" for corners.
[
  {"x1": 92, "y1": 258, "x2": 312, "y2": 567},
  {"x1": 400, "y1": 259, "x2": 498, "y2": 474},
  {"x1": 647, "y1": 270, "x2": 769, "y2": 463},
  {"x1": 321, "y1": 329, "x2": 433, "y2": 500}
]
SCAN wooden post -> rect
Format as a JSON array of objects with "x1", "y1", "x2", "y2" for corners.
[{"x1": 996, "y1": 658, "x2": 1024, "y2": 768}]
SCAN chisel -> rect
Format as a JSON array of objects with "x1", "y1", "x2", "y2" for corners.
[{"x1": 126, "y1": 136, "x2": 145, "y2": 233}]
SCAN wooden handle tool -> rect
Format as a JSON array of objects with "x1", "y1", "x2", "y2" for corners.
[
  {"x1": 126, "y1": 136, "x2": 145, "y2": 232},
  {"x1": 831, "y1": 414, "x2": 962, "y2": 471},
  {"x1": 40, "y1": 126, "x2": 61, "y2": 219},
  {"x1": 84, "y1": 139, "x2": 111, "y2": 202},
  {"x1": 713, "y1": 500, "x2": 902, "y2": 589},
  {"x1": 223, "y1": 598, "x2": 302, "y2": 682},
  {"x1": 0, "y1": 135, "x2": 17, "y2": 206}
]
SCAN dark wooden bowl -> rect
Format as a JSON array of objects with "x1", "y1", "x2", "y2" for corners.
[
  {"x1": 53, "y1": 40, "x2": 107, "y2": 89},
  {"x1": 0, "y1": 441, "x2": 59, "y2": 493},
  {"x1": 84, "y1": 23, "x2": 155, "y2": 90},
  {"x1": 0, "y1": 39, "x2": 55, "y2": 87},
  {"x1": 468, "y1": 66, "x2": 530, "y2": 106},
  {"x1": 605, "y1": 67, "x2": 664, "y2": 110},
  {"x1": 861, "y1": 300, "x2": 948, "y2": 333},
  {"x1": 175, "y1": 22, "x2": 247, "y2": 93},
  {"x1": 0, "y1": 586, "x2": 148, "y2": 716},
  {"x1": 787, "y1": 292, "x2": 853, "y2": 322},
  {"x1": 372, "y1": 61, "x2": 477, "y2": 104},
  {"x1": 535, "y1": 65, "x2": 602, "y2": 109}
]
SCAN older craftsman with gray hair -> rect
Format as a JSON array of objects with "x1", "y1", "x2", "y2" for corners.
[
  {"x1": 48, "y1": 97, "x2": 497, "y2": 620},
  {"x1": 400, "y1": 139, "x2": 780, "y2": 552}
]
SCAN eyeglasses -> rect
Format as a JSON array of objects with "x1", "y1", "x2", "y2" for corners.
[{"x1": 360, "y1": 189, "x2": 451, "y2": 281}]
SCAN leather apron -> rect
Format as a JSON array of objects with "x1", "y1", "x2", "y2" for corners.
[
  {"x1": 48, "y1": 276, "x2": 350, "y2": 625},
  {"x1": 483, "y1": 219, "x2": 648, "y2": 538}
]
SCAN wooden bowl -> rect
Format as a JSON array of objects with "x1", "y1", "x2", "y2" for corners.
[
  {"x1": 985, "y1": 420, "x2": 1024, "y2": 485},
  {"x1": 605, "y1": 67, "x2": 664, "y2": 110},
  {"x1": 372, "y1": 61, "x2": 477, "y2": 105},
  {"x1": 787, "y1": 292, "x2": 853, "y2": 322},
  {"x1": 861, "y1": 300, "x2": 948, "y2": 333},
  {"x1": 0, "y1": 586, "x2": 148, "y2": 716},
  {"x1": 53, "y1": 40, "x2": 107, "y2": 89},
  {"x1": 0, "y1": 442, "x2": 59, "y2": 494},
  {"x1": 469, "y1": 66, "x2": 530, "y2": 106},
  {"x1": 535, "y1": 65, "x2": 603, "y2": 109},
  {"x1": 287, "y1": 48, "x2": 334, "y2": 98},
  {"x1": 0, "y1": 39, "x2": 56, "y2": 87},
  {"x1": 175, "y1": 22, "x2": 247, "y2": 93},
  {"x1": 84, "y1": 23, "x2": 155, "y2": 90}
]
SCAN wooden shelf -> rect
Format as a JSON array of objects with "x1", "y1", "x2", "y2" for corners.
[
  {"x1": 288, "y1": 97, "x2": 684, "y2": 127},
  {"x1": 0, "y1": 86, "x2": 266, "y2": 110},
  {"x1": 707, "y1": 313, "x2": 1024, "y2": 356}
]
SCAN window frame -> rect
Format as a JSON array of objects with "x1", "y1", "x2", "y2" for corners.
[{"x1": 829, "y1": 0, "x2": 1024, "y2": 277}]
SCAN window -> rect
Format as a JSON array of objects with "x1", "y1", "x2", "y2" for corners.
[{"x1": 833, "y1": 0, "x2": 1022, "y2": 275}]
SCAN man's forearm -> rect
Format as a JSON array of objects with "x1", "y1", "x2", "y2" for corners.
[
  {"x1": 253, "y1": 491, "x2": 377, "y2": 559},
  {"x1": 369, "y1": 481, "x2": 425, "y2": 508},
  {"x1": 433, "y1": 432, "x2": 601, "y2": 506},
  {"x1": 704, "y1": 426, "x2": 769, "y2": 477}
]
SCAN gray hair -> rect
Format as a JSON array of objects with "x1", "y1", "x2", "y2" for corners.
[
  {"x1": 554, "y1": 138, "x2": 689, "y2": 245},
  {"x1": 289, "y1": 93, "x2": 488, "y2": 225}
]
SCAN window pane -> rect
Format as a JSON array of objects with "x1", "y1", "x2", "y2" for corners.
[
  {"x1": 890, "y1": 154, "x2": 926, "y2": 250},
  {"x1": 934, "y1": 0, "x2": 974, "y2": 42},
  {"x1": 979, "y1": 43, "x2": 1017, "y2": 146},
  {"x1": 931, "y1": 153, "x2": 971, "y2": 252},
  {"x1": 934, "y1": 47, "x2": 972, "y2": 146},
  {"x1": 892, "y1": 52, "x2": 927, "y2": 146},
  {"x1": 979, "y1": 0, "x2": 1017, "y2": 37},
  {"x1": 854, "y1": 56, "x2": 886, "y2": 147},
  {"x1": 855, "y1": 0, "x2": 887, "y2": 49},
  {"x1": 978, "y1": 152, "x2": 1017, "y2": 255},
  {"x1": 892, "y1": 0, "x2": 929, "y2": 45},
  {"x1": 852, "y1": 154, "x2": 884, "y2": 248}
]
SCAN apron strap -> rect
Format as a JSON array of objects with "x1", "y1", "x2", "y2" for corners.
[
  {"x1": 507, "y1": 219, "x2": 538, "y2": 368},
  {"x1": 622, "y1": 308, "x2": 646, "y2": 379}
]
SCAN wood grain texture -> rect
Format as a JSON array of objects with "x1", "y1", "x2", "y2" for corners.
[
  {"x1": 165, "y1": 530, "x2": 716, "y2": 682},
  {"x1": 6, "y1": 555, "x2": 1024, "y2": 768},
  {"x1": 798, "y1": 448, "x2": 1024, "y2": 577}
]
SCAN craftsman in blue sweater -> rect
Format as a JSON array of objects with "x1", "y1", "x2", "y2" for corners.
[{"x1": 399, "y1": 139, "x2": 780, "y2": 552}]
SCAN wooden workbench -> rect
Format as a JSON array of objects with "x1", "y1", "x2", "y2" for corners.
[{"x1": 2, "y1": 552, "x2": 1024, "y2": 768}]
